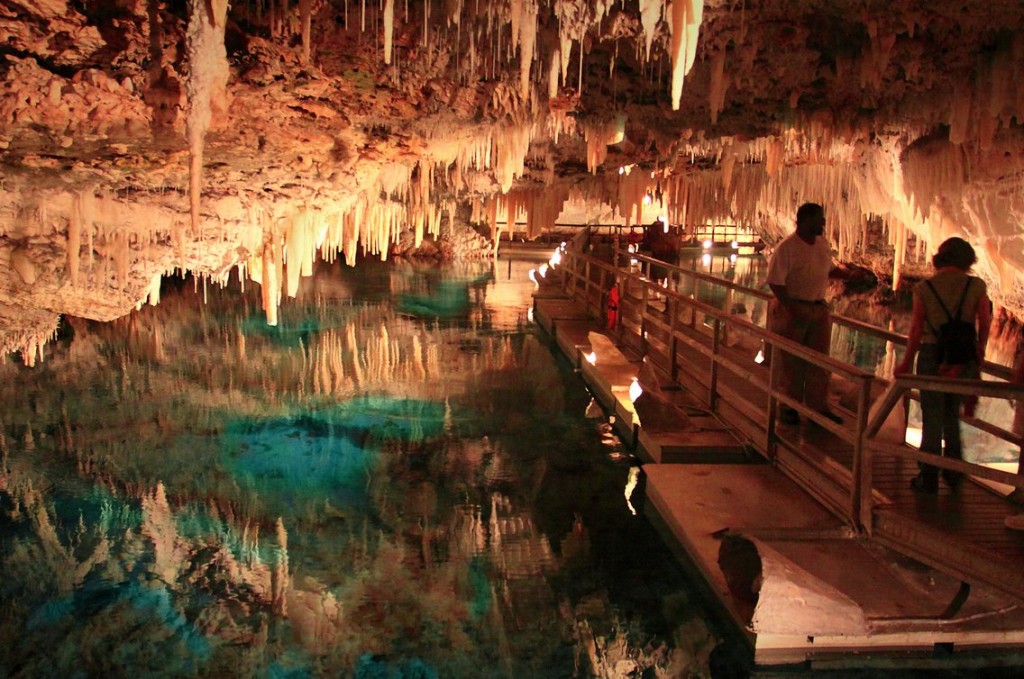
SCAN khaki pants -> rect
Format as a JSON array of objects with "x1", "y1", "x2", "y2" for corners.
[{"x1": 769, "y1": 299, "x2": 832, "y2": 408}]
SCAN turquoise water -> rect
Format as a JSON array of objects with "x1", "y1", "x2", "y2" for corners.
[{"x1": 0, "y1": 259, "x2": 720, "y2": 677}]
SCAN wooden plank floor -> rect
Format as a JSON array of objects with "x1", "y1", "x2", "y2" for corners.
[{"x1": 615, "y1": 285, "x2": 1024, "y2": 598}]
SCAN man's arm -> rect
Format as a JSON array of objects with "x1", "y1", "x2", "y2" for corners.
[{"x1": 768, "y1": 283, "x2": 793, "y2": 308}]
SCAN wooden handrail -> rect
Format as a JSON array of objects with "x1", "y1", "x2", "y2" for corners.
[{"x1": 622, "y1": 248, "x2": 1014, "y2": 379}]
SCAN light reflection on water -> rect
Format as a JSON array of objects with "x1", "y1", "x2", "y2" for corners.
[{"x1": 0, "y1": 258, "x2": 719, "y2": 678}]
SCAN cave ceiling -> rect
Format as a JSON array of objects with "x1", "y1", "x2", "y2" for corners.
[{"x1": 2, "y1": 0, "x2": 1024, "y2": 362}]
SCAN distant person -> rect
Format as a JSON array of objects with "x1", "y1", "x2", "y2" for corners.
[
  {"x1": 766, "y1": 202, "x2": 842, "y2": 425},
  {"x1": 894, "y1": 237, "x2": 991, "y2": 494}
]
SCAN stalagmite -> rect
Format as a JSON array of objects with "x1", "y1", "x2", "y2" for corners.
[{"x1": 185, "y1": 0, "x2": 229, "y2": 234}]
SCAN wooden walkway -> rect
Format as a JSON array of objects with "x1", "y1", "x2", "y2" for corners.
[
  {"x1": 533, "y1": 245, "x2": 1024, "y2": 668},
  {"x1": 625, "y1": 273, "x2": 1024, "y2": 595}
]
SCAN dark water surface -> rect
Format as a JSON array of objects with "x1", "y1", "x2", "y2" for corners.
[{"x1": 0, "y1": 258, "x2": 722, "y2": 678}]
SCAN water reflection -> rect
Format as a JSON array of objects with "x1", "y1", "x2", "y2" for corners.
[{"x1": 0, "y1": 258, "x2": 716, "y2": 677}]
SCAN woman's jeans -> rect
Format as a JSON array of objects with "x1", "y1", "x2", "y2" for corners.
[{"x1": 915, "y1": 344, "x2": 975, "y2": 478}]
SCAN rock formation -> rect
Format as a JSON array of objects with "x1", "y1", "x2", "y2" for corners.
[{"x1": 2, "y1": 1, "x2": 1023, "y2": 362}]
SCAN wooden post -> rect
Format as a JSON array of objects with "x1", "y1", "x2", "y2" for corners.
[
  {"x1": 584, "y1": 259, "x2": 591, "y2": 310},
  {"x1": 669, "y1": 298, "x2": 679, "y2": 383},
  {"x1": 851, "y1": 375, "x2": 874, "y2": 533},
  {"x1": 640, "y1": 281, "x2": 649, "y2": 350},
  {"x1": 766, "y1": 341, "x2": 780, "y2": 461},
  {"x1": 709, "y1": 319, "x2": 721, "y2": 412}
]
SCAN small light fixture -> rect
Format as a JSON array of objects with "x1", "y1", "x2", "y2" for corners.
[
  {"x1": 730, "y1": 240, "x2": 739, "y2": 249},
  {"x1": 528, "y1": 269, "x2": 539, "y2": 289},
  {"x1": 585, "y1": 351, "x2": 597, "y2": 365},
  {"x1": 754, "y1": 348, "x2": 765, "y2": 364},
  {"x1": 730, "y1": 253, "x2": 738, "y2": 264},
  {"x1": 527, "y1": 307, "x2": 535, "y2": 322},
  {"x1": 701, "y1": 253, "x2": 711, "y2": 267},
  {"x1": 629, "y1": 377, "x2": 643, "y2": 403},
  {"x1": 702, "y1": 239, "x2": 713, "y2": 249},
  {"x1": 538, "y1": 264, "x2": 548, "y2": 278}
]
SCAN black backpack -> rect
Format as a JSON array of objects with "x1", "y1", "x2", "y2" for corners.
[{"x1": 925, "y1": 278, "x2": 977, "y2": 366}]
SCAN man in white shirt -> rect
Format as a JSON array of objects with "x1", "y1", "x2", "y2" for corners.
[{"x1": 766, "y1": 203, "x2": 842, "y2": 425}]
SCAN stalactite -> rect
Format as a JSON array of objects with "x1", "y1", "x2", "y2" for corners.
[
  {"x1": 300, "y1": 0, "x2": 312, "y2": 64},
  {"x1": 708, "y1": 48, "x2": 727, "y2": 124},
  {"x1": 638, "y1": 0, "x2": 663, "y2": 62},
  {"x1": 510, "y1": 0, "x2": 523, "y2": 54},
  {"x1": 67, "y1": 193, "x2": 83, "y2": 286},
  {"x1": 519, "y1": 2, "x2": 537, "y2": 99},
  {"x1": 185, "y1": 0, "x2": 229, "y2": 234},
  {"x1": 948, "y1": 82, "x2": 972, "y2": 145},
  {"x1": 669, "y1": 0, "x2": 704, "y2": 111},
  {"x1": 383, "y1": 0, "x2": 395, "y2": 65}
]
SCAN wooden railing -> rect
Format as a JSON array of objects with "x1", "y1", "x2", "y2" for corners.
[
  {"x1": 626, "y1": 249, "x2": 1014, "y2": 380},
  {"x1": 559, "y1": 246, "x2": 1024, "y2": 535}
]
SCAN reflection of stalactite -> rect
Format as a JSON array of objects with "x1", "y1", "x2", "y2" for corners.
[
  {"x1": 142, "y1": 481, "x2": 181, "y2": 584},
  {"x1": 272, "y1": 517, "x2": 290, "y2": 616}
]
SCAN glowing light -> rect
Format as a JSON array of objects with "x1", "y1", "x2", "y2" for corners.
[
  {"x1": 661, "y1": 278, "x2": 669, "y2": 288},
  {"x1": 661, "y1": 218, "x2": 670, "y2": 233},
  {"x1": 629, "y1": 377, "x2": 643, "y2": 403},
  {"x1": 625, "y1": 466, "x2": 640, "y2": 516},
  {"x1": 701, "y1": 253, "x2": 711, "y2": 267},
  {"x1": 754, "y1": 349, "x2": 765, "y2": 365},
  {"x1": 905, "y1": 426, "x2": 922, "y2": 448},
  {"x1": 702, "y1": 239, "x2": 713, "y2": 249},
  {"x1": 527, "y1": 307, "x2": 535, "y2": 322},
  {"x1": 549, "y1": 248, "x2": 562, "y2": 268},
  {"x1": 630, "y1": 257, "x2": 638, "y2": 266},
  {"x1": 730, "y1": 254, "x2": 738, "y2": 264},
  {"x1": 730, "y1": 240, "x2": 739, "y2": 249},
  {"x1": 585, "y1": 351, "x2": 597, "y2": 365},
  {"x1": 538, "y1": 264, "x2": 548, "y2": 278},
  {"x1": 643, "y1": 194, "x2": 653, "y2": 205},
  {"x1": 528, "y1": 268, "x2": 539, "y2": 289},
  {"x1": 618, "y1": 166, "x2": 625, "y2": 175},
  {"x1": 627, "y1": 243, "x2": 636, "y2": 253}
]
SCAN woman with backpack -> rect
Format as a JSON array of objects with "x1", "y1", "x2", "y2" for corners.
[{"x1": 894, "y1": 237, "x2": 992, "y2": 494}]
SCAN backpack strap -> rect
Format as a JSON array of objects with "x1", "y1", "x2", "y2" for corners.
[
  {"x1": 925, "y1": 278, "x2": 973, "y2": 323},
  {"x1": 951, "y1": 277, "x2": 974, "y2": 321}
]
